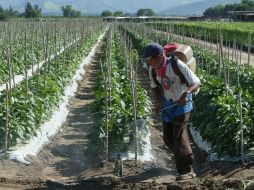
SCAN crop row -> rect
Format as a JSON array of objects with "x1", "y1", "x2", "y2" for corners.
[
  {"x1": 146, "y1": 22, "x2": 253, "y2": 52},
  {"x1": 0, "y1": 23, "x2": 105, "y2": 149},
  {"x1": 89, "y1": 28, "x2": 152, "y2": 156},
  {"x1": 0, "y1": 19, "x2": 101, "y2": 86}
]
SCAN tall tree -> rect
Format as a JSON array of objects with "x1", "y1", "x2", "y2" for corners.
[
  {"x1": 24, "y1": 2, "x2": 42, "y2": 18},
  {"x1": 8, "y1": 6, "x2": 19, "y2": 16},
  {"x1": 0, "y1": 5, "x2": 7, "y2": 20},
  {"x1": 61, "y1": 5, "x2": 81, "y2": 18},
  {"x1": 101, "y1": 10, "x2": 113, "y2": 17},
  {"x1": 137, "y1": 9, "x2": 156, "y2": 16},
  {"x1": 113, "y1": 11, "x2": 124, "y2": 17},
  {"x1": 203, "y1": 0, "x2": 254, "y2": 18},
  {"x1": 0, "y1": 5, "x2": 19, "y2": 20},
  {"x1": 0, "y1": 5, "x2": 4, "y2": 13}
]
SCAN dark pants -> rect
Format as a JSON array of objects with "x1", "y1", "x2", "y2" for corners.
[{"x1": 162, "y1": 112, "x2": 194, "y2": 175}]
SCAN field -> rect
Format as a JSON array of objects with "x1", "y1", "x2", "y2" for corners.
[{"x1": 0, "y1": 19, "x2": 254, "y2": 190}]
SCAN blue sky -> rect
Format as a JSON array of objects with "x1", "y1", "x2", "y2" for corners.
[
  {"x1": 0, "y1": 0, "x2": 240, "y2": 15},
  {"x1": 0, "y1": 0, "x2": 201, "y2": 12}
]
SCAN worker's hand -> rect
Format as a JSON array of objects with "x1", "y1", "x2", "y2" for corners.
[
  {"x1": 154, "y1": 100, "x2": 162, "y2": 115},
  {"x1": 178, "y1": 91, "x2": 189, "y2": 106}
]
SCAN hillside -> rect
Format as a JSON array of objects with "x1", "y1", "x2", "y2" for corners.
[
  {"x1": 0, "y1": 0, "x2": 206, "y2": 15},
  {"x1": 159, "y1": 0, "x2": 241, "y2": 16}
]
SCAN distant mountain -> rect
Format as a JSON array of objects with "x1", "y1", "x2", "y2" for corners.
[
  {"x1": 0, "y1": 0, "x2": 242, "y2": 16},
  {"x1": 159, "y1": 0, "x2": 241, "y2": 16},
  {"x1": 0, "y1": 0, "x2": 202, "y2": 16}
]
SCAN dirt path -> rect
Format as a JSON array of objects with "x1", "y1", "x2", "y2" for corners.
[{"x1": 0, "y1": 38, "x2": 106, "y2": 188}]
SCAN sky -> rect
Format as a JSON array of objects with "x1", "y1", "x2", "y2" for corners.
[
  {"x1": 0, "y1": 0, "x2": 201, "y2": 13},
  {"x1": 0, "y1": 0, "x2": 240, "y2": 15}
]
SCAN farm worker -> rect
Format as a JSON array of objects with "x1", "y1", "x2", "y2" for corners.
[{"x1": 143, "y1": 43, "x2": 201, "y2": 180}]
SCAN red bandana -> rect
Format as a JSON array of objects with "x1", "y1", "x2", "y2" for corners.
[
  {"x1": 159, "y1": 58, "x2": 171, "y2": 90},
  {"x1": 159, "y1": 57, "x2": 167, "y2": 78}
]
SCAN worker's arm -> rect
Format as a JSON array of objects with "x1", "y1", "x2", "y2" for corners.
[
  {"x1": 178, "y1": 82, "x2": 201, "y2": 106},
  {"x1": 152, "y1": 86, "x2": 163, "y2": 114}
]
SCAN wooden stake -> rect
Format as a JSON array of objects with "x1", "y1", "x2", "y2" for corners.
[
  {"x1": 31, "y1": 21, "x2": 35, "y2": 75},
  {"x1": 6, "y1": 28, "x2": 13, "y2": 114},
  {"x1": 131, "y1": 54, "x2": 138, "y2": 166},
  {"x1": 104, "y1": 60, "x2": 109, "y2": 162},
  {"x1": 237, "y1": 50, "x2": 244, "y2": 165},
  {"x1": 5, "y1": 83, "x2": 9, "y2": 151},
  {"x1": 25, "y1": 29, "x2": 28, "y2": 98},
  {"x1": 54, "y1": 22, "x2": 58, "y2": 69},
  {"x1": 248, "y1": 32, "x2": 251, "y2": 65},
  {"x1": 44, "y1": 32, "x2": 49, "y2": 88},
  {"x1": 8, "y1": 23, "x2": 15, "y2": 89},
  {"x1": 219, "y1": 32, "x2": 228, "y2": 96}
]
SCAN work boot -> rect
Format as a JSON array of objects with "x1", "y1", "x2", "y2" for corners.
[{"x1": 176, "y1": 169, "x2": 196, "y2": 181}]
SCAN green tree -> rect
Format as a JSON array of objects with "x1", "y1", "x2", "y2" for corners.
[
  {"x1": 137, "y1": 8, "x2": 156, "y2": 16},
  {"x1": 241, "y1": 0, "x2": 254, "y2": 6},
  {"x1": 203, "y1": 0, "x2": 254, "y2": 18},
  {"x1": 113, "y1": 11, "x2": 124, "y2": 17},
  {"x1": 125, "y1": 12, "x2": 131, "y2": 16},
  {"x1": 24, "y1": 2, "x2": 42, "y2": 18},
  {"x1": 8, "y1": 6, "x2": 19, "y2": 17},
  {"x1": 61, "y1": 5, "x2": 81, "y2": 18},
  {"x1": 101, "y1": 10, "x2": 112, "y2": 17},
  {"x1": 0, "y1": 5, "x2": 7, "y2": 20},
  {"x1": 236, "y1": 0, "x2": 254, "y2": 10},
  {"x1": 204, "y1": 4, "x2": 225, "y2": 17},
  {"x1": 0, "y1": 5, "x2": 19, "y2": 20}
]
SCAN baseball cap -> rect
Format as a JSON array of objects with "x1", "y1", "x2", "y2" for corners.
[{"x1": 142, "y1": 43, "x2": 164, "y2": 60}]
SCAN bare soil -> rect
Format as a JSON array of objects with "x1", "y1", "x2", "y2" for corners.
[{"x1": 0, "y1": 36, "x2": 254, "y2": 190}]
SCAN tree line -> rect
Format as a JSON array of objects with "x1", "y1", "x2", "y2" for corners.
[
  {"x1": 2, "y1": 1, "x2": 253, "y2": 20},
  {"x1": 101, "y1": 8, "x2": 156, "y2": 17},
  {"x1": 203, "y1": 0, "x2": 254, "y2": 18},
  {"x1": 0, "y1": 2, "x2": 82, "y2": 20},
  {"x1": 0, "y1": 2, "x2": 156, "y2": 20}
]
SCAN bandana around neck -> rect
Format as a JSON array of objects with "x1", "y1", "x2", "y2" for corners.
[{"x1": 158, "y1": 57, "x2": 167, "y2": 78}]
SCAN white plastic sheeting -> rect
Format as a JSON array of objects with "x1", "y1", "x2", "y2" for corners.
[
  {"x1": 190, "y1": 126, "x2": 254, "y2": 162},
  {"x1": 7, "y1": 31, "x2": 106, "y2": 165},
  {"x1": 111, "y1": 119, "x2": 153, "y2": 162},
  {"x1": 189, "y1": 126, "x2": 211, "y2": 153},
  {"x1": 0, "y1": 38, "x2": 81, "y2": 92},
  {"x1": 122, "y1": 131, "x2": 153, "y2": 162}
]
